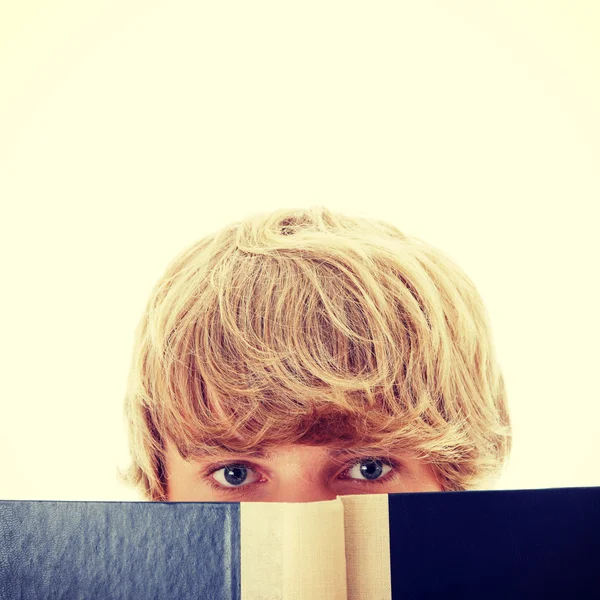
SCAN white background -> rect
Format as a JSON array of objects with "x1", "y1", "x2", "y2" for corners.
[{"x1": 1, "y1": 1, "x2": 598, "y2": 501}]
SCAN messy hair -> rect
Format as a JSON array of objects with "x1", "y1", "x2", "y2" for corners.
[{"x1": 120, "y1": 206, "x2": 512, "y2": 501}]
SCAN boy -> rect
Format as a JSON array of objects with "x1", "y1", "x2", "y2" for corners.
[{"x1": 121, "y1": 206, "x2": 511, "y2": 502}]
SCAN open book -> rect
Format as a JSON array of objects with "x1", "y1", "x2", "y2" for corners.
[{"x1": 1, "y1": 486, "x2": 598, "y2": 599}]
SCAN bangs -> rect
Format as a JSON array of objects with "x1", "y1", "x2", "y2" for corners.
[{"x1": 160, "y1": 383, "x2": 460, "y2": 464}]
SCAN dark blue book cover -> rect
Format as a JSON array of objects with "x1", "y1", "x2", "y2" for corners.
[{"x1": 388, "y1": 486, "x2": 600, "y2": 599}]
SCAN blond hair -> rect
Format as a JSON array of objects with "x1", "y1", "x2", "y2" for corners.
[{"x1": 120, "y1": 206, "x2": 512, "y2": 501}]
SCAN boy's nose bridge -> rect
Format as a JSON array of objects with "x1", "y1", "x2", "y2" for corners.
[{"x1": 264, "y1": 479, "x2": 339, "y2": 503}]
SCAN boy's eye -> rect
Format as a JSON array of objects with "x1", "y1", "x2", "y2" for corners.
[
  {"x1": 345, "y1": 458, "x2": 392, "y2": 481},
  {"x1": 210, "y1": 458, "x2": 393, "y2": 489},
  {"x1": 212, "y1": 464, "x2": 258, "y2": 488}
]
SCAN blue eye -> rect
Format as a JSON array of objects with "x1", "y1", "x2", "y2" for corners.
[
  {"x1": 346, "y1": 459, "x2": 392, "y2": 481},
  {"x1": 211, "y1": 463, "x2": 260, "y2": 488}
]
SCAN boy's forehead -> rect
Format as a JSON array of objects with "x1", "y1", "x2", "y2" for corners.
[{"x1": 174, "y1": 441, "x2": 401, "y2": 461}]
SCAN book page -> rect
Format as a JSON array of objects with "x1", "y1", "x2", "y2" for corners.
[{"x1": 241, "y1": 498, "x2": 347, "y2": 600}]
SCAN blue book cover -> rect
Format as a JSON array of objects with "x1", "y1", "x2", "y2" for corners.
[{"x1": 0, "y1": 501, "x2": 240, "y2": 600}]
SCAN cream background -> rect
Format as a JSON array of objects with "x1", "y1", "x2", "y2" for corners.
[{"x1": 0, "y1": 2, "x2": 598, "y2": 500}]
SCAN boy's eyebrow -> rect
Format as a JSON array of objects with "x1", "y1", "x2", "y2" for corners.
[{"x1": 193, "y1": 447, "x2": 392, "y2": 460}]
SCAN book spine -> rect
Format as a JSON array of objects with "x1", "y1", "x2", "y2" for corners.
[{"x1": 339, "y1": 494, "x2": 392, "y2": 600}]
